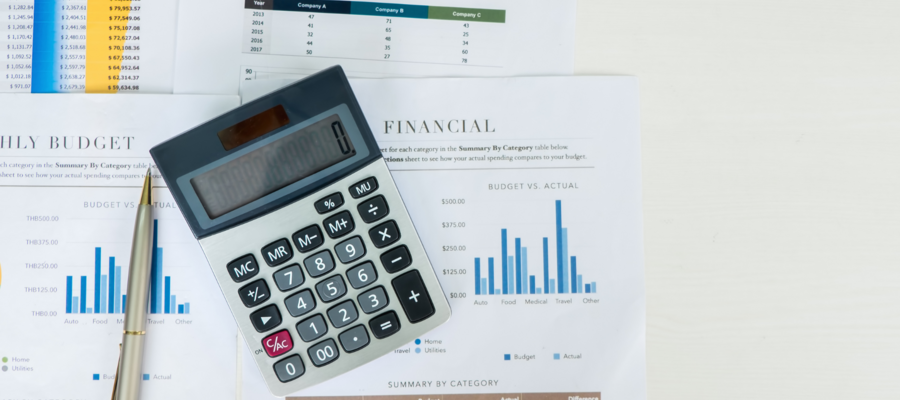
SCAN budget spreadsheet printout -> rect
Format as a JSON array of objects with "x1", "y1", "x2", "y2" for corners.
[
  {"x1": 0, "y1": 0, "x2": 178, "y2": 93},
  {"x1": 237, "y1": 76, "x2": 647, "y2": 400},
  {"x1": 0, "y1": 94, "x2": 241, "y2": 399},
  {"x1": 173, "y1": 0, "x2": 577, "y2": 95}
]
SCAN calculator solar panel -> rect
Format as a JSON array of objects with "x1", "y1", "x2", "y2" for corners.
[{"x1": 150, "y1": 66, "x2": 450, "y2": 396}]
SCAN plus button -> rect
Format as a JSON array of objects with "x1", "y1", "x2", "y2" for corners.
[{"x1": 408, "y1": 290, "x2": 420, "y2": 303}]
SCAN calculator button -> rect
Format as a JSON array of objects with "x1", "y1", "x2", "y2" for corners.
[
  {"x1": 379, "y1": 245, "x2": 412, "y2": 273},
  {"x1": 346, "y1": 262, "x2": 377, "y2": 289},
  {"x1": 227, "y1": 254, "x2": 259, "y2": 282},
  {"x1": 273, "y1": 355, "x2": 305, "y2": 382},
  {"x1": 326, "y1": 300, "x2": 359, "y2": 328},
  {"x1": 338, "y1": 325, "x2": 370, "y2": 353},
  {"x1": 261, "y1": 238, "x2": 293, "y2": 267},
  {"x1": 391, "y1": 270, "x2": 435, "y2": 323},
  {"x1": 323, "y1": 210, "x2": 355, "y2": 239},
  {"x1": 334, "y1": 236, "x2": 366, "y2": 264},
  {"x1": 369, "y1": 220, "x2": 400, "y2": 248},
  {"x1": 296, "y1": 314, "x2": 328, "y2": 342},
  {"x1": 303, "y1": 250, "x2": 335, "y2": 278},
  {"x1": 292, "y1": 225, "x2": 323, "y2": 253},
  {"x1": 368, "y1": 311, "x2": 401, "y2": 339},
  {"x1": 239, "y1": 279, "x2": 270, "y2": 308},
  {"x1": 357, "y1": 195, "x2": 389, "y2": 223},
  {"x1": 358, "y1": 286, "x2": 389, "y2": 314},
  {"x1": 284, "y1": 289, "x2": 316, "y2": 318},
  {"x1": 250, "y1": 304, "x2": 282, "y2": 333},
  {"x1": 315, "y1": 192, "x2": 344, "y2": 214},
  {"x1": 262, "y1": 330, "x2": 293, "y2": 357},
  {"x1": 349, "y1": 177, "x2": 378, "y2": 199},
  {"x1": 273, "y1": 264, "x2": 304, "y2": 292},
  {"x1": 315, "y1": 275, "x2": 347, "y2": 303},
  {"x1": 308, "y1": 339, "x2": 340, "y2": 367}
]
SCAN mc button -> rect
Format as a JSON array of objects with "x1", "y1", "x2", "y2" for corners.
[{"x1": 227, "y1": 254, "x2": 259, "y2": 283}]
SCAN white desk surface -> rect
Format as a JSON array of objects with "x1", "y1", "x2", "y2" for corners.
[{"x1": 574, "y1": 1, "x2": 900, "y2": 399}]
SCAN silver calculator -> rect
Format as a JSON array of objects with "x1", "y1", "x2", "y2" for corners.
[{"x1": 150, "y1": 66, "x2": 451, "y2": 396}]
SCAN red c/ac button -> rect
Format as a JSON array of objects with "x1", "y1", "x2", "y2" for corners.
[{"x1": 262, "y1": 330, "x2": 293, "y2": 357}]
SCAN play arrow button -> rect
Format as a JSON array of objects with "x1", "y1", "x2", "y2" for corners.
[{"x1": 249, "y1": 305, "x2": 282, "y2": 333}]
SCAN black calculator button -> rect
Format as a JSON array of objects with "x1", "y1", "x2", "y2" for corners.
[
  {"x1": 391, "y1": 270, "x2": 435, "y2": 323},
  {"x1": 250, "y1": 304, "x2": 282, "y2": 332},
  {"x1": 303, "y1": 250, "x2": 335, "y2": 278},
  {"x1": 358, "y1": 286, "x2": 389, "y2": 314},
  {"x1": 284, "y1": 289, "x2": 316, "y2": 318},
  {"x1": 315, "y1": 275, "x2": 347, "y2": 303},
  {"x1": 273, "y1": 355, "x2": 305, "y2": 382},
  {"x1": 239, "y1": 279, "x2": 270, "y2": 308},
  {"x1": 323, "y1": 210, "x2": 355, "y2": 239},
  {"x1": 368, "y1": 311, "x2": 401, "y2": 339},
  {"x1": 261, "y1": 238, "x2": 293, "y2": 267},
  {"x1": 338, "y1": 325, "x2": 370, "y2": 353},
  {"x1": 273, "y1": 264, "x2": 304, "y2": 292},
  {"x1": 369, "y1": 220, "x2": 400, "y2": 248},
  {"x1": 357, "y1": 195, "x2": 389, "y2": 223},
  {"x1": 292, "y1": 225, "x2": 323, "y2": 253},
  {"x1": 227, "y1": 254, "x2": 259, "y2": 282},
  {"x1": 334, "y1": 236, "x2": 366, "y2": 264},
  {"x1": 379, "y1": 246, "x2": 412, "y2": 273},
  {"x1": 296, "y1": 314, "x2": 328, "y2": 342},
  {"x1": 315, "y1": 192, "x2": 344, "y2": 214},
  {"x1": 349, "y1": 177, "x2": 378, "y2": 199},
  {"x1": 308, "y1": 339, "x2": 340, "y2": 367},
  {"x1": 326, "y1": 300, "x2": 359, "y2": 328},
  {"x1": 346, "y1": 262, "x2": 377, "y2": 289}
]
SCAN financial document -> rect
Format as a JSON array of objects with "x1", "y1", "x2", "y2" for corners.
[
  {"x1": 239, "y1": 77, "x2": 647, "y2": 399},
  {"x1": 173, "y1": 0, "x2": 576, "y2": 95},
  {"x1": 0, "y1": 95, "x2": 240, "y2": 398},
  {"x1": 0, "y1": 0, "x2": 178, "y2": 93}
]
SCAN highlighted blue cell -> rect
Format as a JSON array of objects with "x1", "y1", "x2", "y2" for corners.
[
  {"x1": 143, "y1": 374, "x2": 150, "y2": 380},
  {"x1": 92, "y1": 374, "x2": 100, "y2": 380},
  {"x1": 553, "y1": 353, "x2": 560, "y2": 360},
  {"x1": 503, "y1": 354, "x2": 511, "y2": 360}
]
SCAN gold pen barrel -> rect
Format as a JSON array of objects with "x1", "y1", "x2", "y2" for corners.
[{"x1": 115, "y1": 173, "x2": 153, "y2": 400}]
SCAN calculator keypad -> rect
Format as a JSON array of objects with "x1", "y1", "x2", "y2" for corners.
[{"x1": 201, "y1": 162, "x2": 450, "y2": 395}]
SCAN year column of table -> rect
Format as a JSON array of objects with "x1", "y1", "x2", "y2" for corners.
[{"x1": 243, "y1": 2, "x2": 272, "y2": 54}]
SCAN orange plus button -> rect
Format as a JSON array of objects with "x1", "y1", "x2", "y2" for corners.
[{"x1": 262, "y1": 330, "x2": 293, "y2": 357}]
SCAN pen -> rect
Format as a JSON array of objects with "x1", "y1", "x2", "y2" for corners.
[{"x1": 112, "y1": 169, "x2": 154, "y2": 400}]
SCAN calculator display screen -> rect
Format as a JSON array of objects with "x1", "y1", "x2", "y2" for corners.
[{"x1": 191, "y1": 114, "x2": 356, "y2": 219}]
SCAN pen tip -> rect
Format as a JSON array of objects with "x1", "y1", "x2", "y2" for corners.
[{"x1": 140, "y1": 169, "x2": 152, "y2": 205}]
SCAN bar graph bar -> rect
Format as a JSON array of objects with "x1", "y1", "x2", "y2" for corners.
[
  {"x1": 473, "y1": 200, "x2": 598, "y2": 296},
  {"x1": 64, "y1": 219, "x2": 191, "y2": 314}
]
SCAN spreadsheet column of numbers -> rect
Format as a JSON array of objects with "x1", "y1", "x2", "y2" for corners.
[{"x1": 242, "y1": 5, "x2": 505, "y2": 67}]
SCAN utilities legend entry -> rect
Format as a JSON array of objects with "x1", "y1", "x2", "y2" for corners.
[{"x1": 150, "y1": 66, "x2": 451, "y2": 395}]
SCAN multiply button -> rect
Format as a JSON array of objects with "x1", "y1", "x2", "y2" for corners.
[
  {"x1": 315, "y1": 192, "x2": 344, "y2": 214},
  {"x1": 292, "y1": 225, "x2": 323, "y2": 253},
  {"x1": 262, "y1": 238, "x2": 293, "y2": 267},
  {"x1": 227, "y1": 254, "x2": 259, "y2": 282},
  {"x1": 239, "y1": 279, "x2": 270, "y2": 308},
  {"x1": 391, "y1": 270, "x2": 435, "y2": 323},
  {"x1": 262, "y1": 330, "x2": 293, "y2": 357},
  {"x1": 323, "y1": 210, "x2": 355, "y2": 239},
  {"x1": 369, "y1": 220, "x2": 400, "y2": 248},
  {"x1": 250, "y1": 304, "x2": 282, "y2": 332},
  {"x1": 349, "y1": 177, "x2": 378, "y2": 199},
  {"x1": 357, "y1": 195, "x2": 389, "y2": 223}
]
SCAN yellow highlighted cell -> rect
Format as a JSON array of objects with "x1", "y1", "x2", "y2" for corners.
[{"x1": 86, "y1": 0, "x2": 133, "y2": 93}]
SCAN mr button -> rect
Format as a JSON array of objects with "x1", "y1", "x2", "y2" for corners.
[
  {"x1": 262, "y1": 239, "x2": 293, "y2": 267},
  {"x1": 391, "y1": 270, "x2": 434, "y2": 323}
]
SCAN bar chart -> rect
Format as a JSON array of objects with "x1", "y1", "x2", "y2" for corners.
[
  {"x1": 64, "y1": 219, "x2": 191, "y2": 314},
  {"x1": 473, "y1": 200, "x2": 597, "y2": 296}
]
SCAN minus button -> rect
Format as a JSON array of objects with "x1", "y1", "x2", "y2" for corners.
[{"x1": 379, "y1": 245, "x2": 411, "y2": 273}]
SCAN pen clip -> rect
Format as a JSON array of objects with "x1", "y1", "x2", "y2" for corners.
[{"x1": 110, "y1": 343, "x2": 122, "y2": 400}]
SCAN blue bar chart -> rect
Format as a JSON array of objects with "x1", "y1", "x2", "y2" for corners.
[
  {"x1": 64, "y1": 219, "x2": 191, "y2": 314},
  {"x1": 474, "y1": 200, "x2": 597, "y2": 295}
]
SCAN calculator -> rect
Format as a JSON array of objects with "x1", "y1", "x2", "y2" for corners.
[{"x1": 149, "y1": 66, "x2": 451, "y2": 396}]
